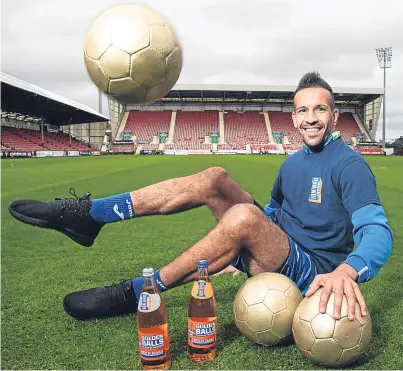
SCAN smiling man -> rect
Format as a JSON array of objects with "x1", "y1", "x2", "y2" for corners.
[
  {"x1": 8, "y1": 72, "x2": 393, "y2": 323},
  {"x1": 293, "y1": 78, "x2": 337, "y2": 148}
]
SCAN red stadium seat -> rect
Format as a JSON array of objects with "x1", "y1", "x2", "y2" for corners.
[
  {"x1": 1, "y1": 126, "x2": 90, "y2": 151},
  {"x1": 337, "y1": 113, "x2": 362, "y2": 143},
  {"x1": 268, "y1": 112, "x2": 301, "y2": 144},
  {"x1": 224, "y1": 111, "x2": 269, "y2": 145},
  {"x1": 174, "y1": 111, "x2": 218, "y2": 143},
  {"x1": 125, "y1": 111, "x2": 171, "y2": 141}
]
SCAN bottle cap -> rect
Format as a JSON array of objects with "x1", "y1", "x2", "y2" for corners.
[
  {"x1": 142, "y1": 267, "x2": 154, "y2": 277},
  {"x1": 197, "y1": 260, "x2": 208, "y2": 269}
]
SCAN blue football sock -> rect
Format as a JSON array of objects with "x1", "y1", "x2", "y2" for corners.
[
  {"x1": 131, "y1": 270, "x2": 169, "y2": 298},
  {"x1": 131, "y1": 277, "x2": 144, "y2": 299},
  {"x1": 89, "y1": 192, "x2": 135, "y2": 223}
]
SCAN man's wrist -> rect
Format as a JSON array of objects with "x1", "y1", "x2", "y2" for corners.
[{"x1": 335, "y1": 263, "x2": 359, "y2": 281}]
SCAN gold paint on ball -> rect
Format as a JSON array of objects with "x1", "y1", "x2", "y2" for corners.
[
  {"x1": 84, "y1": 4, "x2": 182, "y2": 104},
  {"x1": 233, "y1": 273, "x2": 303, "y2": 346},
  {"x1": 292, "y1": 288, "x2": 373, "y2": 367},
  {"x1": 246, "y1": 303, "x2": 273, "y2": 332}
]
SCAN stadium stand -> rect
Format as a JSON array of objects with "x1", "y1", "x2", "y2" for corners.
[
  {"x1": 165, "y1": 142, "x2": 212, "y2": 151},
  {"x1": 217, "y1": 143, "x2": 246, "y2": 151},
  {"x1": 224, "y1": 111, "x2": 269, "y2": 145},
  {"x1": 110, "y1": 144, "x2": 137, "y2": 153},
  {"x1": 262, "y1": 144, "x2": 279, "y2": 151},
  {"x1": 174, "y1": 111, "x2": 218, "y2": 144},
  {"x1": 268, "y1": 111, "x2": 301, "y2": 144},
  {"x1": 1, "y1": 72, "x2": 108, "y2": 153},
  {"x1": 1, "y1": 74, "x2": 385, "y2": 157},
  {"x1": 337, "y1": 113, "x2": 362, "y2": 143},
  {"x1": 355, "y1": 146, "x2": 384, "y2": 155},
  {"x1": 141, "y1": 143, "x2": 160, "y2": 150},
  {"x1": 283, "y1": 143, "x2": 302, "y2": 153},
  {"x1": 125, "y1": 111, "x2": 171, "y2": 142},
  {"x1": 1, "y1": 126, "x2": 90, "y2": 151}
]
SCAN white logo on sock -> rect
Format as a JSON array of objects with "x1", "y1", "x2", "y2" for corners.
[
  {"x1": 126, "y1": 199, "x2": 134, "y2": 218},
  {"x1": 156, "y1": 278, "x2": 167, "y2": 290},
  {"x1": 113, "y1": 204, "x2": 124, "y2": 220}
]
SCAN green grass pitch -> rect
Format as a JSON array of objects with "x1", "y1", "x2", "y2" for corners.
[{"x1": 1, "y1": 155, "x2": 402, "y2": 370}]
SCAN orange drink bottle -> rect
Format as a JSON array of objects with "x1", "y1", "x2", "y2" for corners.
[
  {"x1": 187, "y1": 260, "x2": 217, "y2": 363},
  {"x1": 137, "y1": 268, "x2": 171, "y2": 370}
]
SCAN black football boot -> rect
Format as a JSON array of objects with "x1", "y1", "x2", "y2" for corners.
[
  {"x1": 8, "y1": 188, "x2": 104, "y2": 247},
  {"x1": 63, "y1": 280, "x2": 138, "y2": 320}
]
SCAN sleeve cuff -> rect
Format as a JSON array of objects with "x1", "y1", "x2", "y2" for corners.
[
  {"x1": 343, "y1": 255, "x2": 370, "y2": 283},
  {"x1": 268, "y1": 197, "x2": 281, "y2": 208}
]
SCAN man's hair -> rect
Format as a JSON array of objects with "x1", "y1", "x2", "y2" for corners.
[{"x1": 294, "y1": 71, "x2": 335, "y2": 110}]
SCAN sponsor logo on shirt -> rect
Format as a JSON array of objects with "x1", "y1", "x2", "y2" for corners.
[{"x1": 309, "y1": 177, "x2": 322, "y2": 203}]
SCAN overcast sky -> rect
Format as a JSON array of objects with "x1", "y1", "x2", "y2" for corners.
[{"x1": 2, "y1": 0, "x2": 402, "y2": 140}]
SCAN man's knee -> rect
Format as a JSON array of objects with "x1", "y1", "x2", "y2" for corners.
[
  {"x1": 203, "y1": 166, "x2": 227, "y2": 183},
  {"x1": 221, "y1": 203, "x2": 264, "y2": 237},
  {"x1": 201, "y1": 166, "x2": 229, "y2": 194}
]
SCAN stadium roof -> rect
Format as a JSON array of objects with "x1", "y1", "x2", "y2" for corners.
[
  {"x1": 163, "y1": 84, "x2": 383, "y2": 106},
  {"x1": 1, "y1": 72, "x2": 108, "y2": 126}
]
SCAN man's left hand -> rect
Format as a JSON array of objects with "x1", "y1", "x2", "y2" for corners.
[{"x1": 305, "y1": 264, "x2": 367, "y2": 321}]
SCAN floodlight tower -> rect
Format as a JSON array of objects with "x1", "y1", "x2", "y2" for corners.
[{"x1": 375, "y1": 47, "x2": 392, "y2": 150}]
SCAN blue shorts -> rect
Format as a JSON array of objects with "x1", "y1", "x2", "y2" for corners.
[{"x1": 231, "y1": 235, "x2": 318, "y2": 296}]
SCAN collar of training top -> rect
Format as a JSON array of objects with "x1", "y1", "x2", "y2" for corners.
[{"x1": 302, "y1": 131, "x2": 341, "y2": 154}]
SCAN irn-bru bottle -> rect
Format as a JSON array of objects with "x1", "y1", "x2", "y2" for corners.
[
  {"x1": 137, "y1": 268, "x2": 171, "y2": 370},
  {"x1": 187, "y1": 260, "x2": 217, "y2": 363}
]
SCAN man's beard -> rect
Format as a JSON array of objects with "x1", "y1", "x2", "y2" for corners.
[{"x1": 300, "y1": 124, "x2": 331, "y2": 151}]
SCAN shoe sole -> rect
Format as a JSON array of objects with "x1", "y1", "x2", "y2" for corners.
[{"x1": 8, "y1": 204, "x2": 94, "y2": 247}]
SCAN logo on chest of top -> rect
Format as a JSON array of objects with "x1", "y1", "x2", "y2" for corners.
[{"x1": 309, "y1": 177, "x2": 323, "y2": 203}]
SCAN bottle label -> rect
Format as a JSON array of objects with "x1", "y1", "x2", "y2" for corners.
[
  {"x1": 191, "y1": 281, "x2": 214, "y2": 299},
  {"x1": 138, "y1": 292, "x2": 161, "y2": 312},
  {"x1": 188, "y1": 317, "x2": 217, "y2": 348},
  {"x1": 138, "y1": 324, "x2": 170, "y2": 361}
]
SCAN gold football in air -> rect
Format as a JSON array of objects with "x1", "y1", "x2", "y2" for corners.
[
  {"x1": 292, "y1": 288, "x2": 372, "y2": 367},
  {"x1": 84, "y1": 4, "x2": 182, "y2": 105},
  {"x1": 233, "y1": 272, "x2": 303, "y2": 346}
]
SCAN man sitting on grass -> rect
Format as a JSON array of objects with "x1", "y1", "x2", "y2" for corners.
[{"x1": 9, "y1": 72, "x2": 393, "y2": 323}]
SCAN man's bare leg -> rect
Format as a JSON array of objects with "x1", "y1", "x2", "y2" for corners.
[
  {"x1": 9, "y1": 166, "x2": 255, "y2": 264},
  {"x1": 62, "y1": 203, "x2": 289, "y2": 320},
  {"x1": 132, "y1": 166, "x2": 254, "y2": 275},
  {"x1": 158, "y1": 203, "x2": 289, "y2": 287},
  {"x1": 131, "y1": 166, "x2": 254, "y2": 222}
]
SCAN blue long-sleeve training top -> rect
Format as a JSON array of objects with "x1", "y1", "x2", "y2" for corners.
[{"x1": 263, "y1": 133, "x2": 393, "y2": 283}]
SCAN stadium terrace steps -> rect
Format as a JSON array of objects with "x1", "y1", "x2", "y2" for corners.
[
  {"x1": 116, "y1": 112, "x2": 129, "y2": 140},
  {"x1": 219, "y1": 112, "x2": 225, "y2": 144},
  {"x1": 168, "y1": 111, "x2": 177, "y2": 144},
  {"x1": 337, "y1": 113, "x2": 363, "y2": 143},
  {"x1": 263, "y1": 112, "x2": 275, "y2": 143},
  {"x1": 352, "y1": 113, "x2": 371, "y2": 141},
  {"x1": 173, "y1": 111, "x2": 218, "y2": 143},
  {"x1": 224, "y1": 111, "x2": 269, "y2": 145},
  {"x1": 268, "y1": 111, "x2": 301, "y2": 144},
  {"x1": 125, "y1": 111, "x2": 171, "y2": 142},
  {"x1": 1, "y1": 126, "x2": 90, "y2": 151},
  {"x1": 1, "y1": 111, "x2": 371, "y2": 154}
]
